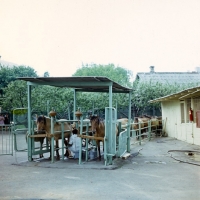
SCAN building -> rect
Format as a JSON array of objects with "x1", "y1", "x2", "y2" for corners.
[
  {"x1": 150, "y1": 86, "x2": 200, "y2": 145},
  {"x1": 135, "y1": 66, "x2": 200, "y2": 85},
  {"x1": 133, "y1": 66, "x2": 200, "y2": 117}
]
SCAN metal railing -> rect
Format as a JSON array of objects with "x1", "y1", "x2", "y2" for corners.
[{"x1": 0, "y1": 124, "x2": 13, "y2": 155}]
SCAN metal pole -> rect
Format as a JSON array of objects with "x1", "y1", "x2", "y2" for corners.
[
  {"x1": 73, "y1": 89, "x2": 76, "y2": 120},
  {"x1": 47, "y1": 100, "x2": 49, "y2": 115},
  {"x1": 127, "y1": 92, "x2": 131, "y2": 152},
  {"x1": 51, "y1": 116, "x2": 54, "y2": 163},
  {"x1": 27, "y1": 83, "x2": 32, "y2": 161}
]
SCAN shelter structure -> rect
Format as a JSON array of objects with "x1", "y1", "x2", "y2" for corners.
[
  {"x1": 18, "y1": 76, "x2": 133, "y2": 163},
  {"x1": 149, "y1": 86, "x2": 200, "y2": 145}
]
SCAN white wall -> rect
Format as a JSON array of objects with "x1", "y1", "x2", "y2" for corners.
[{"x1": 161, "y1": 101, "x2": 200, "y2": 145}]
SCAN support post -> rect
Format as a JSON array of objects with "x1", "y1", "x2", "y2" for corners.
[
  {"x1": 73, "y1": 89, "x2": 76, "y2": 120},
  {"x1": 61, "y1": 122, "x2": 64, "y2": 160},
  {"x1": 79, "y1": 116, "x2": 83, "y2": 165},
  {"x1": 148, "y1": 120, "x2": 151, "y2": 141},
  {"x1": 51, "y1": 116, "x2": 54, "y2": 163},
  {"x1": 127, "y1": 92, "x2": 131, "y2": 152},
  {"x1": 27, "y1": 84, "x2": 32, "y2": 161},
  {"x1": 139, "y1": 122, "x2": 141, "y2": 145}
]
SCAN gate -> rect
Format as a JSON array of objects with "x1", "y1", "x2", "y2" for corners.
[
  {"x1": 117, "y1": 129, "x2": 128, "y2": 157},
  {"x1": 104, "y1": 107, "x2": 117, "y2": 165},
  {"x1": 13, "y1": 108, "x2": 28, "y2": 152},
  {"x1": 0, "y1": 124, "x2": 13, "y2": 155}
]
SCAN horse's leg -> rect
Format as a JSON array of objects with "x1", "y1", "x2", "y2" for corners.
[
  {"x1": 64, "y1": 139, "x2": 69, "y2": 157},
  {"x1": 39, "y1": 138, "x2": 44, "y2": 158},
  {"x1": 49, "y1": 143, "x2": 51, "y2": 160},
  {"x1": 55, "y1": 140, "x2": 60, "y2": 160},
  {"x1": 97, "y1": 141, "x2": 101, "y2": 161}
]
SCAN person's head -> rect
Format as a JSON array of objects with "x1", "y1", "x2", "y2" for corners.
[{"x1": 72, "y1": 128, "x2": 78, "y2": 135}]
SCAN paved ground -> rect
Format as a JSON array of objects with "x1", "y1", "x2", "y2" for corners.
[{"x1": 0, "y1": 137, "x2": 200, "y2": 200}]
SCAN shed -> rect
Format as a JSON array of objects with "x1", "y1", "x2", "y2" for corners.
[
  {"x1": 149, "y1": 86, "x2": 200, "y2": 145},
  {"x1": 18, "y1": 76, "x2": 133, "y2": 162}
]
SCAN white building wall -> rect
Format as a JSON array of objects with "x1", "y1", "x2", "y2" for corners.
[
  {"x1": 161, "y1": 101, "x2": 200, "y2": 145},
  {"x1": 162, "y1": 101, "x2": 179, "y2": 138},
  {"x1": 193, "y1": 123, "x2": 200, "y2": 145}
]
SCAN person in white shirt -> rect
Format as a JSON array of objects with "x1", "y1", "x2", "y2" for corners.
[{"x1": 67, "y1": 128, "x2": 80, "y2": 158}]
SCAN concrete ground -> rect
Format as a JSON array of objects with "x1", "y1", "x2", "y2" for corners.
[{"x1": 0, "y1": 136, "x2": 200, "y2": 200}]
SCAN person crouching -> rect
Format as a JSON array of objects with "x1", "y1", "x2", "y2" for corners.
[{"x1": 66, "y1": 128, "x2": 80, "y2": 159}]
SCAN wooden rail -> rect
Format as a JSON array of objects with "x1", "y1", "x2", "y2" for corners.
[
  {"x1": 29, "y1": 134, "x2": 47, "y2": 138},
  {"x1": 78, "y1": 134, "x2": 104, "y2": 141}
]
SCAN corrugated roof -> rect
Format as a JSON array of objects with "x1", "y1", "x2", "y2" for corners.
[
  {"x1": 136, "y1": 72, "x2": 200, "y2": 84},
  {"x1": 149, "y1": 86, "x2": 200, "y2": 103},
  {"x1": 17, "y1": 76, "x2": 132, "y2": 93}
]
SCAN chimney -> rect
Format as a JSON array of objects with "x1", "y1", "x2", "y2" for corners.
[
  {"x1": 195, "y1": 67, "x2": 200, "y2": 73},
  {"x1": 150, "y1": 66, "x2": 155, "y2": 73}
]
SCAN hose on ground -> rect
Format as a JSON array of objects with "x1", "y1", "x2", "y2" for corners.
[{"x1": 167, "y1": 150, "x2": 200, "y2": 166}]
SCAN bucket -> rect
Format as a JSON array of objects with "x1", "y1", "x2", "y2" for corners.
[{"x1": 89, "y1": 150, "x2": 97, "y2": 160}]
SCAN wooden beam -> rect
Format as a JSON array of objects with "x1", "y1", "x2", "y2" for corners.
[
  {"x1": 29, "y1": 134, "x2": 47, "y2": 138},
  {"x1": 78, "y1": 134, "x2": 104, "y2": 141}
]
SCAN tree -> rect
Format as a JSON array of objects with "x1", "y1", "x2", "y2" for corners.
[
  {"x1": 44, "y1": 72, "x2": 49, "y2": 77},
  {"x1": 3, "y1": 80, "x2": 27, "y2": 109},
  {"x1": 131, "y1": 80, "x2": 200, "y2": 116},
  {"x1": 0, "y1": 65, "x2": 37, "y2": 93},
  {"x1": 74, "y1": 63, "x2": 133, "y2": 87},
  {"x1": 0, "y1": 65, "x2": 38, "y2": 112},
  {"x1": 72, "y1": 63, "x2": 133, "y2": 113}
]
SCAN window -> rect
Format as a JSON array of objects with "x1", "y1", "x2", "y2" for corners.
[
  {"x1": 180, "y1": 102, "x2": 185, "y2": 123},
  {"x1": 193, "y1": 98, "x2": 200, "y2": 123},
  {"x1": 186, "y1": 99, "x2": 191, "y2": 123}
]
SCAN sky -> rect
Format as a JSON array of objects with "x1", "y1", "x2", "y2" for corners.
[{"x1": 1, "y1": 0, "x2": 200, "y2": 78}]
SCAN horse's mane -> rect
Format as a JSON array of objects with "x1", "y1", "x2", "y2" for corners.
[
  {"x1": 90, "y1": 115, "x2": 104, "y2": 125},
  {"x1": 37, "y1": 115, "x2": 47, "y2": 125}
]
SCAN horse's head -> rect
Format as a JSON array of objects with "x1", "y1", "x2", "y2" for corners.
[
  {"x1": 90, "y1": 115, "x2": 99, "y2": 134},
  {"x1": 36, "y1": 115, "x2": 46, "y2": 133}
]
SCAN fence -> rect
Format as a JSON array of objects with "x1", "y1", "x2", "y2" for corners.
[
  {"x1": 130, "y1": 118, "x2": 164, "y2": 145},
  {"x1": 0, "y1": 124, "x2": 13, "y2": 155}
]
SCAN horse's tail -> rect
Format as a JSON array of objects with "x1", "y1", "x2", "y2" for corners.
[{"x1": 25, "y1": 131, "x2": 29, "y2": 143}]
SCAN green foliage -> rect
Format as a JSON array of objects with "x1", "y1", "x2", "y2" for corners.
[
  {"x1": 72, "y1": 63, "x2": 132, "y2": 112},
  {"x1": 44, "y1": 72, "x2": 49, "y2": 77},
  {"x1": 2, "y1": 63, "x2": 199, "y2": 118},
  {"x1": 3, "y1": 80, "x2": 27, "y2": 109},
  {"x1": 0, "y1": 65, "x2": 37, "y2": 90},
  {"x1": 12, "y1": 108, "x2": 28, "y2": 115},
  {"x1": 31, "y1": 86, "x2": 74, "y2": 113},
  {"x1": 73, "y1": 63, "x2": 133, "y2": 87},
  {"x1": 132, "y1": 79, "x2": 200, "y2": 115}
]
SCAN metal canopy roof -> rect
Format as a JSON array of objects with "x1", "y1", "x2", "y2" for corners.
[
  {"x1": 18, "y1": 76, "x2": 132, "y2": 93},
  {"x1": 149, "y1": 86, "x2": 200, "y2": 103}
]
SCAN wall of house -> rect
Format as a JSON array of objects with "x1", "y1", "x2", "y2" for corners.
[
  {"x1": 162, "y1": 101, "x2": 180, "y2": 138},
  {"x1": 161, "y1": 101, "x2": 200, "y2": 146}
]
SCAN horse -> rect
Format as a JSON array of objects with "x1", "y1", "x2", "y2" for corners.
[
  {"x1": 116, "y1": 118, "x2": 129, "y2": 130},
  {"x1": 90, "y1": 115, "x2": 118, "y2": 161},
  {"x1": 36, "y1": 115, "x2": 72, "y2": 160},
  {"x1": 132, "y1": 117, "x2": 149, "y2": 139},
  {"x1": 132, "y1": 116, "x2": 160, "y2": 139}
]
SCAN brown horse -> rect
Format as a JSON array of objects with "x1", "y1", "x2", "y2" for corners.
[
  {"x1": 90, "y1": 115, "x2": 118, "y2": 161},
  {"x1": 132, "y1": 117, "x2": 148, "y2": 139},
  {"x1": 36, "y1": 115, "x2": 72, "y2": 160}
]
